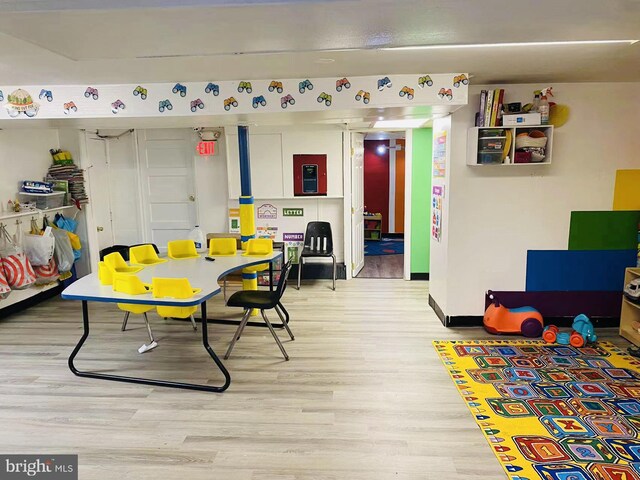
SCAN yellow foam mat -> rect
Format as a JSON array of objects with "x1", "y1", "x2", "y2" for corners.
[{"x1": 434, "y1": 340, "x2": 640, "y2": 480}]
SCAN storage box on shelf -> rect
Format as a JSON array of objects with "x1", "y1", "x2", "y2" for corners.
[
  {"x1": 467, "y1": 125, "x2": 554, "y2": 166},
  {"x1": 620, "y1": 268, "x2": 640, "y2": 346},
  {"x1": 17, "y1": 191, "x2": 66, "y2": 210},
  {"x1": 364, "y1": 214, "x2": 382, "y2": 241}
]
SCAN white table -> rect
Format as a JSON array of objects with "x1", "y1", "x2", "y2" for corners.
[{"x1": 62, "y1": 251, "x2": 283, "y2": 393}]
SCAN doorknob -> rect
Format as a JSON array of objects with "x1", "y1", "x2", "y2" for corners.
[
  {"x1": 189, "y1": 195, "x2": 196, "y2": 202},
  {"x1": 97, "y1": 226, "x2": 104, "y2": 232}
]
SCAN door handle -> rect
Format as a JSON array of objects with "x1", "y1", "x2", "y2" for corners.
[
  {"x1": 97, "y1": 226, "x2": 104, "y2": 232},
  {"x1": 189, "y1": 195, "x2": 196, "y2": 202}
]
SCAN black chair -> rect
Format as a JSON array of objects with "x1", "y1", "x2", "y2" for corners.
[
  {"x1": 225, "y1": 261, "x2": 294, "y2": 360},
  {"x1": 297, "y1": 221, "x2": 336, "y2": 290}
]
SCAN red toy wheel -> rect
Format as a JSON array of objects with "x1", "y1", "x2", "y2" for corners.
[
  {"x1": 542, "y1": 328, "x2": 557, "y2": 343},
  {"x1": 570, "y1": 332, "x2": 585, "y2": 347}
]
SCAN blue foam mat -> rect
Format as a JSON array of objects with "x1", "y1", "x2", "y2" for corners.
[{"x1": 526, "y1": 249, "x2": 636, "y2": 292}]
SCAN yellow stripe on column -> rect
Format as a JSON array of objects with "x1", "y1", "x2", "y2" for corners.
[{"x1": 239, "y1": 197, "x2": 258, "y2": 315}]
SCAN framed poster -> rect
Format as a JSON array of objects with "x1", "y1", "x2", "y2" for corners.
[{"x1": 283, "y1": 233, "x2": 304, "y2": 264}]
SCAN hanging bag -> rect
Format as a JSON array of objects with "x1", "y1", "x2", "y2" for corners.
[
  {"x1": 23, "y1": 218, "x2": 56, "y2": 266},
  {"x1": 33, "y1": 258, "x2": 60, "y2": 285},
  {"x1": 51, "y1": 227, "x2": 74, "y2": 274},
  {"x1": 0, "y1": 265, "x2": 10, "y2": 299},
  {"x1": 0, "y1": 224, "x2": 36, "y2": 290}
]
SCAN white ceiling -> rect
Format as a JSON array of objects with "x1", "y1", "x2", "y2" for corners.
[{"x1": 0, "y1": 0, "x2": 638, "y2": 86}]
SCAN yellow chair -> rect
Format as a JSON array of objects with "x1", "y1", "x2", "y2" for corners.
[
  {"x1": 167, "y1": 240, "x2": 200, "y2": 260},
  {"x1": 209, "y1": 238, "x2": 237, "y2": 256},
  {"x1": 98, "y1": 261, "x2": 113, "y2": 285},
  {"x1": 242, "y1": 238, "x2": 273, "y2": 273},
  {"x1": 152, "y1": 277, "x2": 202, "y2": 331},
  {"x1": 103, "y1": 252, "x2": 143, "y2": 274},
  {"x1": 112, "y1": 273, "x2": 156, "y2": 351},
  {"x1": 130, "y1": 244, "x2": 167, "y2": 266}
]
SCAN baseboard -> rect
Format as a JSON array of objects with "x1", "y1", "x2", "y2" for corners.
[
  {"x1": 428, "y1": 294, "x2": 446, "y2": 326},
  {"x1": 290, "y1": 263, "x2": 346, "y2": 280},
  {"x1": 411, "y1": 273, "x2": 429, "y2": 280},
  {"x1": 383, "y1": 233, "x2": 404, "y2": 239},
  {"x1": 0, "y1": 284, "x2": 63, "y2": 320}
]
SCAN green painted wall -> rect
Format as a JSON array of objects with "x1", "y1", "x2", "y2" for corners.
[{"x1": 411, "y1": 128, "x2": 433, "y2": 274}]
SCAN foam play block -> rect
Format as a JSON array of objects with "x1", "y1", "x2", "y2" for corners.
[
  {"x1": 613, "y1": 169, "x2": 640, "y2": 211},
  {"x1": 568, "y1": 211, "x2": 640, "y2": 250},
  {"x1": 526, "y1": 249, "x2": 636, "y2": 292}
]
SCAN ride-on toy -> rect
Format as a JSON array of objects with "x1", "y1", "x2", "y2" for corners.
[
  {"x1": 483, "y1": 291, "x2": 544, "y2": 337},
  {"x1": 542, "y1": 314, "x2": 596, "y2": 347}
]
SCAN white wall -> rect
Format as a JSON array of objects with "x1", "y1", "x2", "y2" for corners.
[
  {"x1": 226, "y1": 125, "x2": 346, "y2": 263},
  {"x1": 0, "y1": 129, "x2": 59, "y2": 206},
  {"x1": 431, "y1": 82, "x2": 640, "y2": 318}
]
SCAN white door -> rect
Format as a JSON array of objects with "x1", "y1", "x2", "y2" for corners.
[
  {"x1": 137, "y1": 129, "x2": 198, "y2": 252},
  {"x1": 351, "y1": 132, "x2": 365, "y2": 276},
  {"x1": 85, "y1": 136, "x2": 115, "y2": 252}
]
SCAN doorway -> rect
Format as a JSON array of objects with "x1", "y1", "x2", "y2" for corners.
[{"x1": 357, "y1": 132, "x2": 406, "y2": 279}]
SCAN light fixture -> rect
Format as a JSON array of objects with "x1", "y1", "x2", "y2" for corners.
[
  {"x1": 374, "y1": 118, "x2": 430, "y2": 129},
  {"x1": 376, "y1": 145, "x2": 386, "y2": 155},
  {"x1": 381, "y1": 39, "x2": 638, "y2": 51}
]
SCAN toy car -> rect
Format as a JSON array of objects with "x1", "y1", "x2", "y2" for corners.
[
  {"x1": 280, "y1": 94, "x2": 295, "y2": 109},
  {"x1": 268, "y1": 81, "x2": 283, "y2": 93},
  {"x1": 483, "y1": 291, "x2": 544, "y2": 337},
  {"x1": 418, "y1": 75, "x2": 433, "y2": 88},
  {"x1": 399, "y1": 86, "x2": 414, "y2": 100},
  {"x1": 84, "y1": 87, "x2": 99, "y2": 100},
  {"x1": 0, "y1": 90, "x2": 3, "y2": 102},
  {"x1": 39, "y1": 89, "x2": 53, "y2": 102},
  {"x1": 224, "y1": 97, "x2": 238, "y2": 111},
  {"x1": 205, "y1": 83, "x2": 219, "y2": 96},
  {"x1": 317, "y1": 92, "x2": 332, "y2": 106},
  {"x1": 63, "y1": 102, "x2": 77, "y2": 114},
  {"x1": 237, "y1": 81, "x2": 252, "y2": 94},
  {"x1": 111, "y1": 99, "x2": 126, "y2": 114},
  {"x1": 133, "y1": 86, "x2": 148, "y2": 99},
  {"x1": 190, "y1": 98, "x2": 205, "y2": 112},
  {"x1": 335, "y1": 77, "x2": 351, "y2": 92},
  {"x1": 453, "y1": 74, "x2": 469, "y2": 87},
  {"x1": 172, "y1": 83, "x2": 187, "y2": 97},
  {"x1": 377, "y1": 76, "x2": 392, "y2": 91},
  {"x1": 543, "y1": 314, "x2": 596, "y2": 347},
  {"x1": 624, "y1": 278, "x2": 640, "y2": 303},
  {"x1": 252, "y1": 95, "x2": 267, "y2": 109},
  {"x1": 299, "y1": 79, "x2": 313, "y2": 94},
  {"x1": 355, "y1": 90, "x2": 370, "y2": 104},
  {"x1": 158, "y1": 99, "x2": 173, "y2": 112}
]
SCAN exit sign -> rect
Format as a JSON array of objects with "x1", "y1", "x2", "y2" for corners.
[{"x1": 196, "y1": 141, "x2": 216, "y2": 156}]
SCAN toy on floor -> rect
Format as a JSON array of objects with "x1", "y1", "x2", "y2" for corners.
[
  {"x1": 542, "y1": 314, "x2": 596, "y2": 347},
  {"x1": 483, "y1": 291, "x2": 544, "y2": 337}
]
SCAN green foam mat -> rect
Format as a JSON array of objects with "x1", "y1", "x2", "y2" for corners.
[{"x1": 568, "y1": 210, "x2": 640, "y2": 250}]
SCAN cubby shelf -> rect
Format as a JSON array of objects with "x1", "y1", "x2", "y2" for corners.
[
  {"x1": 364, "y1": 214, "x2": 382, "y2": 241},
  {"x1": 467, "y1": 125, "x2": 554, "y2": 166},
  {"x1": 620, "y1": 268, "x2": 640, "y2": 346}
]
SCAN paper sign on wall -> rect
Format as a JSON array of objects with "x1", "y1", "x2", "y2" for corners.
[
  {"x1": 282, "y1": 208, "x2": 304, "y2": 217},
  {"x1": 257, "y1": 226, "x2": 278, "y2": 240},
  {"x1": 257, "y1": 204, "x2": 277, "y2": 219},
  {"x1": 283, "y1": 233, "x2": 304, "y2": 264},
  {"x1": 433, "y1": 131, "x2": 447, "y2": 178},
  {"x1": 229, "y1": 208, "x2": 240, "y2": 233},
  {"x1": 432, "y1": 186, "x2": 444, "y2": 242}
]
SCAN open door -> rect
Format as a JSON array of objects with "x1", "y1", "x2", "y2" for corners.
[{"x1": 351, "y1": 132, "x2": 365, "y2": 277}]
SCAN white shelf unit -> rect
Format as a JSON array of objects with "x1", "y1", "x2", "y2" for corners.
[
  {"x1": 467, "y1": 125, "x2": 554, "y2": 166},
  {"x1": 0, "y1": 205, "x2": 78, "y2": 223}
]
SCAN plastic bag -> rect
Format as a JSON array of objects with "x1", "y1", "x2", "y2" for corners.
[
  {"x1": 24, "y1": 233, "x2": 55, "y2": 266},
  {"x1": 51, "y1": 227, "x2": 74, "y2": 274},
  {"x1": 0, "y1": 224, "x2": 36, "y2": 290},
  {"x1": 54, "y1": 214, "x2": 81, "y2": 260},
  {"x1": 33, "y1": 258, "x2": 59, "y2": 285},
  {"x1": 0, "y1": 267, "x2": 10, "y2": 299}
]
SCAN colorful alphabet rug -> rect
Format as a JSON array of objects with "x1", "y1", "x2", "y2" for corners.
[{"x1": 434, "y1": 340, "x2": 640, "y2": 480}]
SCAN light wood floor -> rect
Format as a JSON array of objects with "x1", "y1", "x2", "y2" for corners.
[
  {"x1": 357, "y1": 254, "x2": 404, "y2": 278},
  {"x1": 0, "y1": 279, "x2": 629, "y2": 479}
]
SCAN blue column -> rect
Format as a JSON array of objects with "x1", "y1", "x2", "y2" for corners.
[{"x1": 238, "y1": 125, "x2": 252, "y2": 196}]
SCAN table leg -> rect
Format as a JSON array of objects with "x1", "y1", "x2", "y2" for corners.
[
  {"x1": 269, "y1": 260, "x2": 274, "y2": 292},
  {"x1": 68, "y1": 300, "x2": 231, "y2": 393}
]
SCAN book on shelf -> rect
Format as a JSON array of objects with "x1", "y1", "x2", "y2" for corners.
[
  {"x1": 478, "y1": 90, "x2": 487, "y2": 127},
  {"x1": 484, "y1": 89, "x2": 493, "y2": 127},
  {"x1": 478, "y1": 89, "x2": 505, "y2": 127},
  {"x1": 490, "y1": 89, "x2": 500, "y2": 127}
]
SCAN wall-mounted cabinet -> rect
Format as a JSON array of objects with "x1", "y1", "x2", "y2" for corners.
[{"x1": 467, "y1": 125, "x2": 554, "y2": 166}]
